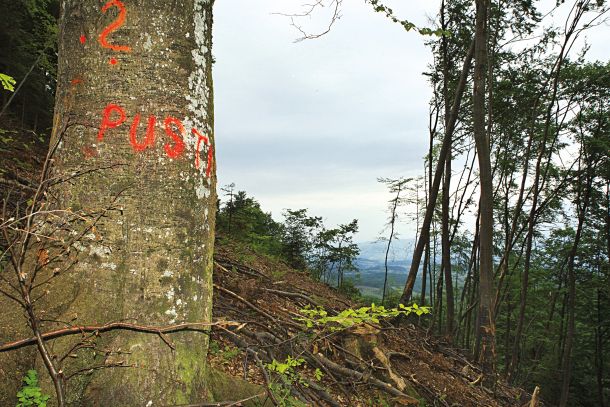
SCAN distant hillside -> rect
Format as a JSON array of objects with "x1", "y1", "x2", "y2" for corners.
[
  {"x1": 344, "y1": 239, "x2": 426, "y2": 300},
  {"x1": 356, "y1": 239, "x2": 414, "y2": 263}
]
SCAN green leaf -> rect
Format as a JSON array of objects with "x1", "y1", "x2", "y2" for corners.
[{"x1": 0, "y1": 73, "x2": 16, "y2": 92}]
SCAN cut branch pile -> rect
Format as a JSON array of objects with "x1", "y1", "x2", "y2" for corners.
[{"x1": 211, "y1": 243, "x2": 541, "y2": 406}]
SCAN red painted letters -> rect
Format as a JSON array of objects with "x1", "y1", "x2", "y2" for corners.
[
  {"x1": 92, "y1": 4, "x2": 212, "y2": 176},
  {"x1": 95, "y1": 103, "x2": 212, "y2": 177},
  {"x1": 163, "y1": 117, "x2": 186, "y2": 159},
  {"x1": 129, "y1": 114, "x2": 156, "y2": 151},
  {"x1": 97, "y1": 103, "x2": 126, "y2": 141}
]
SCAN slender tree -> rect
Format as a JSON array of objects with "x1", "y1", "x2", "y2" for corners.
[
  {"x1": 559, "y1": 151, "x2": 594, "y2": 407},
  {"x1": 439, "y1": 0, "x2": 455, "y2": 337},
  {"x1": 473, "y1": 0, "x2": 496, "y2": 379},
  {"x1": 378, "y1": 177, "x2": 409, "y2": 305},
  {"x1": 400, "y1": 39, "x2": 474, "y2": 304}
]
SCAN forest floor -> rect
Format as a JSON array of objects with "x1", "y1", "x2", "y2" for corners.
[{"x1": 208, "y1": 237, "x2": 541, "y2": 407}]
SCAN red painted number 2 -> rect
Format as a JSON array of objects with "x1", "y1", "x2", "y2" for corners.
[{"x1": 99, "y1": 0, "x2": 131, "y2": 52}]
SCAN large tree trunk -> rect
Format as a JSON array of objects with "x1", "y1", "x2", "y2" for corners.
[{"x1": 0, "y1": 0, "x2": 216, "y2": 405}]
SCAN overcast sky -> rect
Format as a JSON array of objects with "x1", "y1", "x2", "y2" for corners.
[{"x1": 212, "y1": 0, "x2": 609, "y2": 242}]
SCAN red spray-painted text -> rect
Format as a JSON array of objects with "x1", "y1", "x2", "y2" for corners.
[{"x1": 97, "y1": 103, "x2": 213, "y2": 177}]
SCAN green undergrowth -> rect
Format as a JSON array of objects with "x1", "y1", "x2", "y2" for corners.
[{"x1": 16, "y1": 370, "x2": 50, "y2": 407}]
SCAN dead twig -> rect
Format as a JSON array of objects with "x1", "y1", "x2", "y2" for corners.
[
  {"x1": 164, "y1": 391, "x2": 266, "y2": 407},
  {"x1": 272, "y1": 0, "x2": 343, "y2": 42}
]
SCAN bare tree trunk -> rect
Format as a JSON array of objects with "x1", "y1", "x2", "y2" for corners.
[
  {"x1": 382, "y1": 182, "x2": 402, "y2": 305},
  {"x1": 601, "y1": 180, "x2": 610, "y2": 406},
  {"x1": 0, "y1": 1, "x2": 216, "y2": 404},
  {"x1": 442, "y1": 152, "x2": 454, "y2": 337},
  {"x1": 595, "y1": 288, "x2": 605, "y2": 407},
  {"x1": 421, "y1": 107, "x2": 435, "y2": 307},
  {"x1": 469, "y1": 247, "x2": 479, "y2": 356},
  {"x1": 430, "y1": 262, "x2": 444, "y2": 334},
  {"x1": 421, "y1": 240, "x2": 430, "y2": 305},
  {"x1": 440, "y1": 0, "x2": 454, "y2": 336},
  {"x1": 473, "y1": 0, "x2": 495, "y2": 381},
  {"x1": 400, "y1": 40, "x2": 474, "y2": 304},
  {"x1": 559, "y1": 161, "x2": 594, "y2": 407}
]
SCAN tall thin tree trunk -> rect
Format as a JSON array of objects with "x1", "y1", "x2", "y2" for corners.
[
  {"x1": 601, "y1": 180, "x2": 610, "y2": 406},
  {"x1": 468, "y1": 251, "x2": 479, "y2": 356},
  {"x1": 503, "y1": 290, "x2": 511, "y2": 374},
  {"x1": 382, "y1": 184, "x2": 401, "y2": 305},
  {"x1": 595, "y1": 289, "x2": 605, "y2": 407},
  {"x1": 442, "y1": 154, "x2": 454, "y2": 336},
  {"x1": 559, "y1": 161, "x2": 594, "y2": 407},
  {"x1": 439, "y1": 0, "x2": 454, "y2": 340},
  {"x1": 473, "y1": 0, "x2": 495, "y2": 380},
  {"x1": 400, "y1": 40, "x2": 475, "y2": 304},
  {"x1": 421, "y1": 240, "x2": 430, "y2": 305}
]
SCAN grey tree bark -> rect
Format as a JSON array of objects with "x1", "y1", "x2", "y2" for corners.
[
  {"x1": 473, "y1": 0, "x2": 496, "y2": 380},
  {"x1": 0, "y1": 0, "x2": 216, "y2": 405}
]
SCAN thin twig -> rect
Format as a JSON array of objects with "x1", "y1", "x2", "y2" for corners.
[
  {"x1": 273, "y1": 0, "x2": 342, "y2": 42},
  {"x1": 0, "y1": 320, "x2": 240, "y2": 353},
  {"x1": 166, "y1": 392, "x2": 266, "y2": 407}
]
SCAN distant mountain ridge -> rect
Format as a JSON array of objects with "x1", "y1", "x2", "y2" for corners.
[
  {"x1": 356, "y1": 238, "x2": 415, "y2": 264},
  {"x1": 344, "y1": 239, "x2": 422, "y2": 299}
]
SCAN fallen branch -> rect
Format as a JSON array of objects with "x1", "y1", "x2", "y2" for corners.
[
  {"x1": 314, "y1": 353, "x2": 420, "y2": 404},
  {"x1": 260, "y1": 287, "x2": 319, "y2": 306},
  {"x1": 214, "y1": 260, "x2": 270, "y2": 281},
  {"x1": 0, "y1": 320, "x2": 240, "y2": 352},
  {"x1": 214, "y1": 283, "x2": 301, "y2": 329},
  {"x1": 304, "y1": 379, "x2": 341, "y2": 407},
  {"x1": 248, "y1": 348, "x2": 280, "y2": 406},
  {"x1": 166, "y1": 392, "x2": 266, "y2": 407}
]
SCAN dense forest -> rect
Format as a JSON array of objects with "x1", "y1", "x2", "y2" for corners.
[{"x1": 0, "y1": 0, "x2": 608, "y2": 406}]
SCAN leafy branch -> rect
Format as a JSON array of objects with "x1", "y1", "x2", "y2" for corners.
[
  {"x1": 366, "y1": 0, "x2": 451, "y2": 37},
  {"x1": 297, "y1": 303, "x2": 430, "y2": 331},
  {"x1": 0, "y1": 73, "x2": 16, "y2": 92}
]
